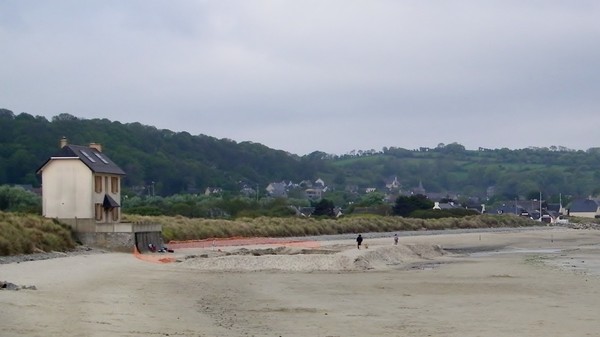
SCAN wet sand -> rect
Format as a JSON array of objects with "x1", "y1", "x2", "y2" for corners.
[{"x1": 2, "y1": 227, "x2": 600, "y2": 337}]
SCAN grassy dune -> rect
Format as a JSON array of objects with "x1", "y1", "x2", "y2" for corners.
[
  {"x1": 0, "y1": 212, "x2": 542, "y2": 256},
  {"x1": 124, "y1": 214, "x2": 541, "y2": 242},
  {"x1": 0, "y1": 211, "x2": 76, "y2": 256}
]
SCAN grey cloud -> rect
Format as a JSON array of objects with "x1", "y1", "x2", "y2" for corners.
[{"x1": 1, "y1": 1, "x2": 599, "y2": 154}]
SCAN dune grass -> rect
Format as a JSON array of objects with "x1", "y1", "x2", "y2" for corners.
[
  {"x1": 124, "y1": 213, "x2": 541, "y2": 242},
  {"x1": 0, "y1": 211, "x2": 76, "y2": 256},
  {"x1": 0, "y1": 211, "x2": 542, "y2": 256}
]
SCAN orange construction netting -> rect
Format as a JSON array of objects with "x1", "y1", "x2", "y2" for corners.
[{"x1": 133, "y1": 246, "x2": 177, "y2": 264}]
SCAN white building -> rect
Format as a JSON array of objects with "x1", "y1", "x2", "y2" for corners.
[
  {"x1": 37, "y1": 138, "x2": 161, "y2": 251},
  {"x1": 37, "y1": 138, "x2": 125, "y2": 227}
]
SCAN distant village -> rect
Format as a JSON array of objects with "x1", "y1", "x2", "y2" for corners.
[
  {"x1": 13, "y1": 168, "x2": 600, "y2": 224},
  {"x1": 202, "y1": 176, "x2": 599, "y2": 223},
  {"x1": 12, "y1": 139, "x2": 600, "y2": 228}
]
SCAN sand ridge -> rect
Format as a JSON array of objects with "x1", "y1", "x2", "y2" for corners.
[{"x1": 177, "y1": 242, "x2": 448, "y2": 272}]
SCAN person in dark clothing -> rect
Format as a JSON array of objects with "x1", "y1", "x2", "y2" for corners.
[{"x1": 356, "y1": 234, "x2": 363, "y2": 249}]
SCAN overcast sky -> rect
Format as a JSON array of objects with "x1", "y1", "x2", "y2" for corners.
[{"x1": 1, "y1": 1, "x2": 599, "y2": 155}]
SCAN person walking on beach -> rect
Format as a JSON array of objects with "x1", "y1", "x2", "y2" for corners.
[
  {"x1": 356, "y1": 234, "x2": 363, "y2": 249},
  {"x1": 394, "y1": 233, "x2": 399, "y2": 245}
]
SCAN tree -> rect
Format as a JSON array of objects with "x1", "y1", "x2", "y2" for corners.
[
  {"x1": 356, "y1": 192, "x2": 385, "y2": 207},
  {"x1": 441, "y1": 142, "x2": 466, "y2": 155},
  {"x1": 5, "y1": 106, "x2": 600, "y2": 202},
  {"x1": 312, "y1": 198, "x2": 335, "y2": 217},
  {"x1": 0, "y1": 109, "x2": 15, "y2": 119},
  {"x1": 392, "y1": 194, "x2": 434, "y2": 217},
  {"x1": 0, "y1": 185, "x2": 41, "y2": 213},
  {"x1": 51, "y1": 113, "x2": 79, "y2": 121}
]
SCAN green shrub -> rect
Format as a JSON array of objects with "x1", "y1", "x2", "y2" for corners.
[{"x1": 0, "y1": 186, "x2": 42, "y2": 213}]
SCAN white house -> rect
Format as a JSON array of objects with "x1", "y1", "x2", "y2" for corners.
[
  {"x1": 314, "y1": 178, "x2": 326, "y2": 187},
  {"x1": 385, "y1": 176, "x2": 401, "y2": 190},
  {"x1": 305, "y1": 188, "x2": 323, "y2": 200},
  {"x1": 37, "y1": 138, "x2": 126, "y2": 230},
  {"x1": 266, "y1": 181, "x2": 287, "y2": 198},
  {"x1": 37, "y1": 138, "x2": 162, "y2": 251}
]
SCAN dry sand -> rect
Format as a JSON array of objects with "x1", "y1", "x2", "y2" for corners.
[{"x1": 2, "y1": 227, "x2": 600, "y2": 337}]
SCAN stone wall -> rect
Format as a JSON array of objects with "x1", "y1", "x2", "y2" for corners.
[
  {"x1": 77, "y1": 232, "x2": 137, "y2": 252},
  {"x1": 76, "y1": 230, "x2": 164, "y2": 252},
  {"x1": 55, "y1": 218, "x2": 163, "y2": 252},
  {"x1": 59, "y1": 218, "x2": 96, "y2": 233}
]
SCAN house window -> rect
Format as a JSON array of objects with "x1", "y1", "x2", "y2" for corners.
[
  {"x1": 111, "y1": 177, "x2": 119, "y2": 194},
  {"x1": 95, "y1": 176, "x2": 103, "y2": 193},
  {"x1": 94, "y1": 203, "x2": 103, "y2": 221},
  {"x1": 111, "y1": 208, "x2": 119, "y2": 221}
]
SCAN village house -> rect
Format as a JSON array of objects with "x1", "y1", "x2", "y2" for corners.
[
  {"x1": 204, "y1": 187, "x2": 223, "y2": 196},
  {"x1": 266, "y1": 181, "x2": 288, "y2": 198},
  {"x1": 488, "y1": 201, "x2": 531, "y2": 217},
  {"x1": 314, "y1": 178, "x2": 326, "y2": 188},
  {"x1": 384, "y1": 176, "x2": 401, "y2": 191},
  {"x1": 305, "y1": 188, "x2": 323, "y2": 200},
  {"x1": 433, "y1": 201, "x2": 461, "y2": 210},
  {"x1": 36, "y1": 137, "x2": 161, "y2": 251},
  {"x1": 568, "y1": 199, "x2": 600, "y2": 218},
  {"x1": 412, "y1": 181, "x2": 427, "y2": 195}
]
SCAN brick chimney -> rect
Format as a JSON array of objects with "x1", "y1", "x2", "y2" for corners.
[
  {"x1": 60, "y1": 137, "x2": 68, "y2": 148},
  {"x1": 89, "y1": 142, "x2": 102, "y2": 152}
]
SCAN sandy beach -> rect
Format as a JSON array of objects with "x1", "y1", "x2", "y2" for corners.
[{"x1": 2, "y1": 227, "x2": 600, "y2": 337}]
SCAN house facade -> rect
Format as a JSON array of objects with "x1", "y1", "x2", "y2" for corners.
[
  {"x1": 37, "y1": 138, "x2": 161, "y2": 251},
  {"x1": 305, "y1": 188, "x2": 323, "y2": 200},
  {"x1": 266, "y1": 181, "x2": 288, "y2": 198},
  {"x1": 37, "y1": 139, "x2": 125, "y2": 227}
]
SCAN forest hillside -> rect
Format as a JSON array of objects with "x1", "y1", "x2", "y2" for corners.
[{"x1": 2, "y1": 108, "x2": 600, "y2": 202}]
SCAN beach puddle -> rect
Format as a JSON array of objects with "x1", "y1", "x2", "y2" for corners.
[
  {"x1": 547, "y1": 252, "x2": 600, "y2": 277},
  {"x1": 468, "y1": 247, "x2": 600, "y2": 277},
  {"x1": 470, "y1": 248, "x2": 562, "y2": 257},
  {"x1": 394, "y1": 261, "x2": 446, "y2": 271}
]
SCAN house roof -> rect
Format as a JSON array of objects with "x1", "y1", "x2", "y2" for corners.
[
  {"x1": 37, "y1": 144, "x2": 125, "y2": 176},
  {"x1": 434, "y1": 202, "x2": 460, "y2": 210},
  {"x1": 546, "y1": 203, "x2": 562, "y2": 213},
  {"x1": 488, "y1": 202, "x2": 527, "y2": 215},
  {"x1": 569, "y1": 199, "x2": 599, "y2": 213}
]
